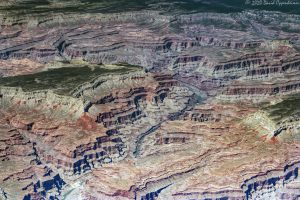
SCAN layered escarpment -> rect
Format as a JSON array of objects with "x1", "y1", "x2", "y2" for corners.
[
  {"x1": 1, "y1": 8, "x2": 300, "y2": 104},
  {"x1": 0, "y1": 87, "x2": 85, "y2": 119},
  {"x1": 0, "y1": 113, "x2": 67, "y2": 200},
  {"x1": 0, "y1": 9, "x2": 300, "y2": 76},
  {"x1": 209, "y1": 48, "x2": 300, "y2": 101},
  {"x1": 0, "y1": 5, "x2": 300, "y2": 200},
  {"x1": 80, "y1": 104, "x2": 300, "y2": 200},
  {"x1": 0, "y1": 70, "x2": 195, "y2": 199}
]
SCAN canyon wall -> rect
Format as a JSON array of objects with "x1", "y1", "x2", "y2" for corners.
[{"x1": 0, "y1": 3, "x2": 300, "y2": 200}]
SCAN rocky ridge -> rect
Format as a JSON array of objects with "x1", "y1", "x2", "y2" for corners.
[{"x1": 0, "y1": 5, "x2": 300, "y2": 200}]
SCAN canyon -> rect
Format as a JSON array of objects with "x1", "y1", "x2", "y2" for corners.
[{"x1": 0, "y1": 1, "x2": 300, "y2": 200}]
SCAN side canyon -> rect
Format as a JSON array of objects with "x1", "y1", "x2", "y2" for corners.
[{"x1": 0, "y1": 1, "x2": 300, "y2": 200}]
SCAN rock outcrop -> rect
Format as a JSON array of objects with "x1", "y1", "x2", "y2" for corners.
[{"x1": 0, "y1": 1, "x2": 300, "y2": 200}]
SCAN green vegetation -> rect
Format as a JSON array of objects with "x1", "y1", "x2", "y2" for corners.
[
  {"x1": 1, "y1": 0, "x2": 300, "y2": 16},
  {"x1": 263, "y1": 95, "x2": 300, "y2": 122},
  {"x1": 0, "y1": 64, "x2": 141, "y2": 95}
]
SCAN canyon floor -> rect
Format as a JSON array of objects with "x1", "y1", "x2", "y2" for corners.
[{"x1": 0, "y1": 1, "x2": 300, "y2": 200}]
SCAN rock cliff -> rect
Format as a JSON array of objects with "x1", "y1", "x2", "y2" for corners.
[{"x1": 0, "y1": 1, "x2": 300, "y2": 200}]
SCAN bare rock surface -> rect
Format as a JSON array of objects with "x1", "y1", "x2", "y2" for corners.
[{"x1": 0, "y1": 1, "x2": 300, "y2": 200}]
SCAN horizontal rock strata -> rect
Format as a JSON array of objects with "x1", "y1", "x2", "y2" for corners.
[{"x1": 0, "y1": 3, "x2": 300, "y2": 200}]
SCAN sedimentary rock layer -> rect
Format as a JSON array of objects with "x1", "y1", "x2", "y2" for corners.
[{"x1": 0, "y1": 2, "x2": 300, "y2": 200}]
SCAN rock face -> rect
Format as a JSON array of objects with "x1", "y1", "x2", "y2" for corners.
[{"x1": 1, "y1": 1, "x2": 300, "y2": 200}]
